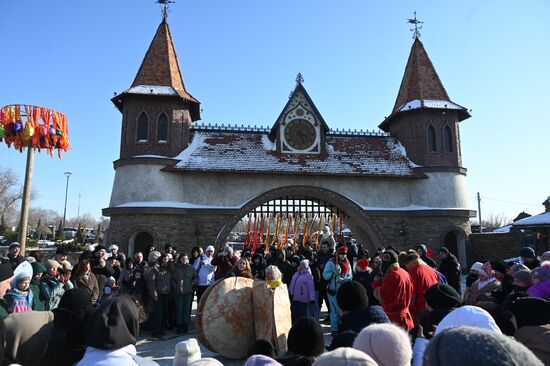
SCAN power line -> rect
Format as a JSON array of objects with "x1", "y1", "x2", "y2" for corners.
[{"x1": 480, "y1": 195, "x2": 541, "y2": 208}]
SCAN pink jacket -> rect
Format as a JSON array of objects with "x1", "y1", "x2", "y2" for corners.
[{"x1": 289, "y1": 268, "x2": 316, "y2": 304}]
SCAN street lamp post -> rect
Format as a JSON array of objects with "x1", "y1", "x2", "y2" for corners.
[{"x1": 62, "y1": 172, "x2": 72, "y2": 231}]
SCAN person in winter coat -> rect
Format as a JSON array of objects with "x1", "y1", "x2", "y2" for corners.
[
  {"x1": 193, "y1": 245, "x2": 216, "y2": 302},
  {"x1": 6, "y1": 243, "x2": 25, "y2": 270},
  {"x1": 211, "y1": 244, "x2": 239, "y2": 280},
  {"x1": 289, "y1": 259, "x2": 316, "y2": 323},
  {"x1": 437, "y1": 247, "x2": 461, "y2": 295},
  {"x1": 229, "y1": 257, "x2": 253, "y2": 278},
  {"x1": 374, "y1": 250, "x2": 414, "y2": 330},
  {"x1": 72, "y1": 259, "x2": 100, "y2": 305},
  {"x1": 323, "y1": 246, "x2": 353, "y2": 333},
  {"x1": 512, "y1": 296, "x2": 550, "y2": 364},
  {"x1": 118, "y1": 258, "x2": 135, "y2": 291},
  {"x1": 277, "y1": 317, "x2": 325, "y2": 366},
  {"x1": 271, "y1": 249, "x2": 294, "y2": 285},
  {"x1": 40, "y1": 260, "x2": 65, "y2": 310},
  {"x1": 251, "y1": 252, "x2": 267, "y2": 280},
  {"x1": 415, "y1": 244, "x2": 436, "y2": 268},
  {"x1": 353, "y1": 323, "x2": 412, "y2": 366},
  {"x1": 107, "y1": 244, "x2": 126, "y2": 268},
  {"x1": 76, "y1": 295, "x2": 159, "y2": 366},
  {"x1": 404, "y1": 251, "x2": 440, "y2": 322},
  {"x1": 464, "y1": 262, "x2": 501, "y2": 305},
  {"x1": 41, "y1": 288, "x2": 96, "y2": 366},
  {"x1": 353, "y1": 258, "x2": 379, "y2": 306},
  {"x1": 30, "y1": 261, "x2": 46, "y2": 311},
  {"x1": 145, "y1": 252, "x2": 172, "y2": 339},
  {"x1": 315, "y1": 242, "x2": 334, "y2": 320},
  {"x1": 418, "y1": 283, "x2": 461, "y2": 340},
  {"x1": 171, "y1": 253, "x2": 197, "y2": 334},
  {"x1": 5, "y1": 272, "x2": 33, "y2": 313},
  {"x1": 329, "y1": 280, "x2": 389, "y2": 349},
  {"x1": 527, "y1": 263, "x2": 550, "y2": 299},
  {"x1": 520, "y1": 246, "x2": 541, "y2": 270}
]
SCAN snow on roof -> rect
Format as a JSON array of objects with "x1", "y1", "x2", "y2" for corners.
[
  {"x1": 133, "y1": 155, "x2": 175, "y2": 159},
  {"x1": 124, "y1": 85, "x2": 178, "y2": 96},
  {"x1": 397, "y1": 99, "x2": 466, "y2": 113},
  {"x1": 492, "y1": 224, "x2": 512, "y2": 233},
  {"x1": 116, "y1": 201, "x2": 240, "y2": 209},
  {"x1": 513, "y1": 211, "x2": 550, "y2": 227},
  {"x1": 172, "y1": 131, "x2": 420, "y2": 177}
]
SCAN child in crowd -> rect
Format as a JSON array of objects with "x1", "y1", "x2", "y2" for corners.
[{"x1": 5, "y1": 273, "x2": 33, "y2": 313}]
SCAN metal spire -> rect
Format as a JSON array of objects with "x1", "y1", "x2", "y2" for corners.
[
  {"x1": 156, "y1": 0, "x2": 175, "y2": 21},
  {"x1": 407, "y1": 11, "x2": 423, "y2": 39},
  {"x1": 295, "y1": 72, "x2": 304, "y2": 85}
]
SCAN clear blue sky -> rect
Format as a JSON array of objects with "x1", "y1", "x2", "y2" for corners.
[{"x1": 1, "y1": 1, "x2": 548, "y2": 223}]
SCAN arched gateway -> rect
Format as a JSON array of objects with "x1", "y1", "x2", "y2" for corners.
[{"x1": 103, "y1": 16, "x2": 476, "y2": 261}]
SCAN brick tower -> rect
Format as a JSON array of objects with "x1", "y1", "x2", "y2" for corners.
[
  {"x1": 379, "y1": 38, "x2": 470, "y2": 167},
  {"x1": 112, "y1": 15, "x2": 200, "y2": 159}
]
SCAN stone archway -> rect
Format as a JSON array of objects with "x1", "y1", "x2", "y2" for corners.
[
  {"x1": 215, "y1": 185, "x2": 383, "y2": 252},
  {"x1": 127, "y1": 227, "x2": 159, "y2": 256},
  {"x1": 440, "y1": 226, "x2": 468, "y2": 269}
]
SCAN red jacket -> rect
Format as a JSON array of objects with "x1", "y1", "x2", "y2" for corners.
[
  {"x1": 380, "y1": 266, "x2": 414, "y2": 330},
  {"x1": 408, "y1": 263, "x2": 440, "y2": 321}
]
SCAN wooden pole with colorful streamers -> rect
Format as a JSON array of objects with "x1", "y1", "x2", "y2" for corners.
[
  {"x1": 314, "y1": 214, "x2": 324, "y2": 249},
  {"x1": 293, "y1": 214, "x2": 302, "y2": 252},
  {"x1": 0, "y1": 105, "x2": 70, "y2": 255},
  {"x1": 264, "y1": 213, "x2": 271, "y2": 252}
]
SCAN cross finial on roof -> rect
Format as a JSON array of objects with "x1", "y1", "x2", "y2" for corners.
[
  {"x1": 156, "y1": 0, "x2": 175, "y2": 21},
  {"x1": 295, "y1": 72, "x2": 304, "y2": 85},
  {"x1": 407, "y1": 11, "x2": 423, "y2": 39}
]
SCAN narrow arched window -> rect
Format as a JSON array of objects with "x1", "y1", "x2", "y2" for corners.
[
  {"x1": 443, "y1": 125, "x2": 454, "y2": 152},
  {"x1": 137, "y1": 113, "x2": 148, "y2": 142},
  {"x1": 157, "y1": 114, "x2": 168, "y2": 143},
  {"x1": 427, "y1": 125, "x2": 437, "y2": 152}
]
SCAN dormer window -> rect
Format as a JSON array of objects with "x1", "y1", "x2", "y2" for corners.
[
  {"x1": 443, "y1": 125, "x2": 454, "y2": 153},
  {"x1": 137, "y1": 113, "x2": 148, "y2": 142},
  {"x1": 157, "y1": 113, "x2": 168, "y2": 143},
  {"x1": 427, "y1": 125, "x2": 437, "y2": 152}
]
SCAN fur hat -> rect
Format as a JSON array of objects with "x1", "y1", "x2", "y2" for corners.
[
  {"x1": 287, "y1": 317, "x2": 325, "y2": 358},
  {"x1": 313, "y1": 347, "x2": 378, "y2": 366},
  {"x1": 244, "y1": 355, "x2": 283, "y2": 366},
  {"x1": 353, "y1": 323, "x2": 411, "y2": 366},
  {"x1": 45, "y1": 259, "x2": 61, "y2": 272},
  {"x1": 424, "y1": 283, "x2": 461, "y2": 309},
  {"x1": 337, "y1": 280, "x2": 369, "y2": 311},
  {"x1": 148, "y1": 251, "x2": 162, "y2": 262},
  {"x1": 512, "y1": 297, "x2": 550, "y2": 328},
  {"x1": 108, "y1": 244, "x2": 119, "y2": 251},
  {"x1": 174, "y1": 338, "x2": 201, "y2": 366},
  {"x1": 425, "y1": 326, "x2": 543, "y2": 366},
  {"x1": 519, "y1": 246, "x2": 536, "y2": 259}
]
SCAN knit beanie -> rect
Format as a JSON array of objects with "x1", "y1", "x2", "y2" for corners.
[
  {"x1": 148, "y1": 251, "x2": 162, "y2": 262},
  {"x1": 356, "y1": 258, "x2": 369, "y2": 270},
  {"x1": 542, "y1": 251, "x2": 550, "y2": 260},
  {"x1": 531, "y1": 265, "x2": 550, "y2": 282},
  {"x1": 519, "y1": 246, "x2": 536, "y2": 259},
  {"x1": 189, "y1": 358, "x2": 224, "y2": 366},
  {"x1": 439, "y1": 247, "x2": 450, "y2": 256},
  {"x1": 435, "y1": 306, "x2": 501, "y2": 335},
  {"x1": 0, "y1": 263, "x2": 13, "y2": 282},
  {"x1": 287, "y1": 317, "x2": 325, "y2": 357},
  {"x1": 45, "y1": 259, "x2": 60, "y2": 272},
  {"x1": 174, "y1": 338, "x2": 201, "y2": 366},
  {"x1": 512, "y1": 297, "x2": 550, "y2": 328},
  {"x1": 244, "y1": 355, "x2": 283, "y2": 366},
  {"x1": 58, "y1": 288, "x2": 93, "y2": 311},
  {"x1": 470, "y1": 262, "x2": 483, "y2": 272},
  {"x1": 31, "y1": 261, "x2": 46, "y2": 276},
  {"x1": 424, "y1": 283, "x2": 461, "y2": 309},
  {"x1": 312, "y1": 347, "x2": 379, "y2": 366},
  {"x1": 512, "y1": 269, "x2": 532, "y2": 285},
  {"x1": 425, "y1": 326, "x2": 544, "y2": 366},
  {"x1": 337, "y1": 280, "x2": 369, "y2": 311},
  {"x1": 352, "y1": 323, "x2": 411, "y2": 366}
]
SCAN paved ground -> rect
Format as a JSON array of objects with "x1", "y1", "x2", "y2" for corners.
[{"x1": 137, "y1": 300, "x2": 331, "y2": 365}]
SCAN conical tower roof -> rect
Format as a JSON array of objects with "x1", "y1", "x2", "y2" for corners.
[
  {"x1": 379, "y1": 38, "x2": 469, "y2": 131},
  {"x1": 113, "y1": 17, "x2": 200, "y2": 121}
]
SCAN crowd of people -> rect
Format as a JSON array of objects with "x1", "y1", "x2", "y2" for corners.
[{"x1": 0, "y1": 224, "x2": 548, "y2": 365}]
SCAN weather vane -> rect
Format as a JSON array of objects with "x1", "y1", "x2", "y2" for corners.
[
  {"x1": 407, "y1": 11, "x2": 423, "y2": 39},
  {"x1": 296, "y1": 72, "x2": 304, "y2": 85},
  {"x1": 156, "y1": 0, "x2": 175, "y2": 20}
]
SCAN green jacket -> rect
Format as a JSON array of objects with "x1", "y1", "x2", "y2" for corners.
[{"x1": 30, "y1": 281, "x2": 46, "y2": 311}]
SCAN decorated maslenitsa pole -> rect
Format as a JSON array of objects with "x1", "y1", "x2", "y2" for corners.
[{"x1": 0, "y1": 105, "x2": 70, "y2": 255}]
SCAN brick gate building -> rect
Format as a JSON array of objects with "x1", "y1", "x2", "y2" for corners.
[{"x1": 103, "y1": 15, "x2": 476, "y2": 266}]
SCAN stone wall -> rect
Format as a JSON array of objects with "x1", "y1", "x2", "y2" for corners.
[{"x1": 468, "y1": 232, "x2": 523, "y2": 264}]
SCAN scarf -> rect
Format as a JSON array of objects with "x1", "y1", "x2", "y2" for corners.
[
  {"x1": 268, "y1": 278, "x2": 283, "y2": 289},
  {"x1": 335, "y1": 258, "x2": 349, "y2": 277}
]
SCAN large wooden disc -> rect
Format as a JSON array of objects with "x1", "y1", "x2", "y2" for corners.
[
  {"x1": 252, "y1": 280, "x2": 292, "y2": 354},
  {"x1": 195, "y1": 277, "x2": 255, "y2": 359}
]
